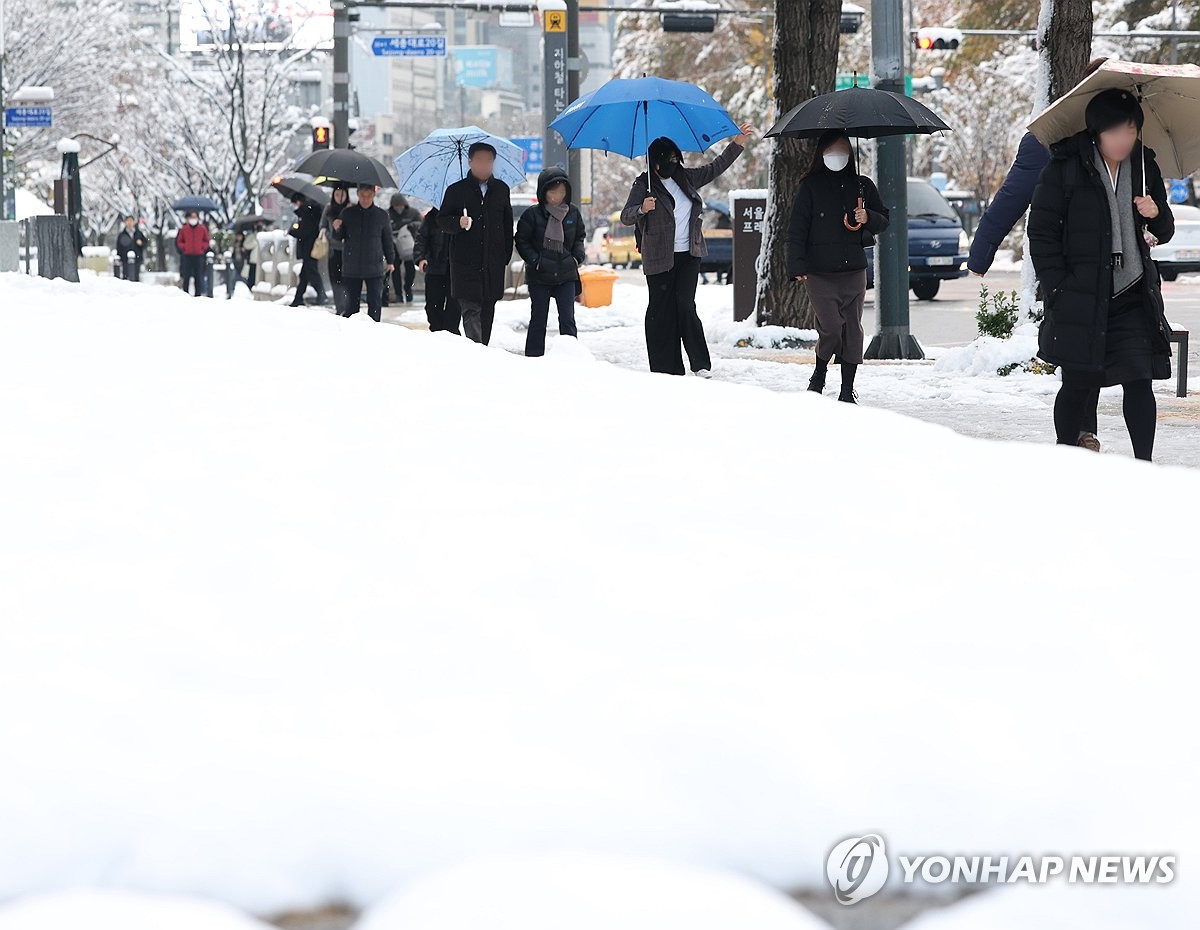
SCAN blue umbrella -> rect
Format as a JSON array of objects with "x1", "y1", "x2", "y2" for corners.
[
  {"x1": 394, "y1": 127, "x2": 527, "y2": 208},
  {"x1": 549, "y1": 77, "x2": 741, "y2": 158},
  {"x1": 171, "y1": 194, "x2": 221, "y2": 213}
]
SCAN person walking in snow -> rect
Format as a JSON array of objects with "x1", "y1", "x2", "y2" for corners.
[
  {"x1": 1028, "y1": 89, "x2": 1175, "y2": 462},
  {"x1": 438, "y1": 142, "x2": 514, "y2": 345},
  {"x1": 515, "y1": 167, "x2": 587, "y2": 357},
  {"x1": 288, "y1": 195, "x2": 327, "y2": 307},
  {"x1": 786, "y1": 129, "x2": 889, "y2": 404},
  {"x1": 116, "y1": 215, "x2": 146, "y2": 282},
  {"x1": 620, "y1": 123, "x2": 754, "y2": 377},
  {"x1": 322, "y1": 185, "x2": 351, "y2": 312},
  {"x1": 176, "y1": 210, "x2": 210, "y2": 297},
  {"x1": 331, "y1": 183, "x2": 397, "y2": 322},
  {"x1": 414, "y1": 206, "x2": 460, "y2": 334},
  {"x1": 386, "y1": 193, "x2": 421, "y2": 305}
]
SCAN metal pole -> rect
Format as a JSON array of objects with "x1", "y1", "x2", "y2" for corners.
[
  {"x1": 1171, "y1": 0, "x2": 1179, "y2": 64},
  {"x1": 865, "y1": 0, "x2": 923, "y2": 360},
  {"x1": 566, "y1": 0, "x2": 580, "y2": 193},
  {"x1": 0, "y1": 0, "x2": 9, "y2": 223},
  {"x1": 333, "y1": 0, "x2": 351, "y2": 147}
]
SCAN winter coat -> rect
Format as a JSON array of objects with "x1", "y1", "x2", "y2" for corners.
[
  {"x1": 620, "y1": 140, "x2": 743, "y2": 276},
  {"x1": 414, "y1": 208, "x2": 451, "y2": 276},
  {"x1": 175, "y1": 223, "x2": 210, "y2": 257},
  {"x1": 786, "y1": 168, "x2": 889, "y2": 277},
  {"x1": 244, "y1": 231, "x2": 261, "y2": 265},
  {"x1": 332, "y1": 202, "x2": 397, "y2": 279},
  {"x1": 321, "y1": 197, "x2": 350, "y2": 252},
  {"x1": 288, "y1": 202, "x2": 322, "y2": 259},
  {"x1": 515, "y1": 166, "x2": 587, "y2": 287},
  {"x1": 437, "y1": 175, "x2": 514, "y2": 305},
  {"x1": 968, "y1": 131, "x2": 1049, "y2": 276},
  {"x1": 1028, "y1": 130, "x2": 1175, "y2": 371},
  {"x1": 116, "y1": 227, "x2": 146, "y2": 261}
]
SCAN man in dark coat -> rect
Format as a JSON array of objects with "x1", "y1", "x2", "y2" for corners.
[
  {"x1": 515, "y1": 166, "x2": 587, "y2": 357},
  {"x1": 387, "y1": 193, "x2": 422, "y2": 305},
  {"x1": 437, "y1": 142, "x2": 514, "y2": 345},
  {"x1": 288, "y1": 195, "x2": 327, "y2": 307},
  {"x1": 414, "y1": 206, "x2": 459, "y2": 334},
  {"x1": 331, "y1": 183, "x2": 397, "y2": 322},
  {"x1": 116, "y1": 215, "x2": 146, "y2": 281}
]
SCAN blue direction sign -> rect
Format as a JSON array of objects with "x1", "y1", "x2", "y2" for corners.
[
  {"x1": 371, "y1": 35, "x2": 447, "y2": 57},
  {"x1": 1169, "y1": 178, "x2": 1191, "y2": 204},
  {"x1": 4, "y1": 106, "x2": 52, "y2": 128},
  {"x1": 512, "y1": 136, "x2": 544, "y2": 174}
]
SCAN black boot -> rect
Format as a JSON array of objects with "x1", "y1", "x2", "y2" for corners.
[
  {"x1": 808, "y1": 356, "x2": 830, "y2": 393},
  {"x1": 838, "y1": 362, "x2": 858, "y2": 403}
]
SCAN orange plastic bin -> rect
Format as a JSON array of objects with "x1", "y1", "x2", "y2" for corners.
[{"x1": 578, "y1": 268, "x2": 620, "y2": 308}]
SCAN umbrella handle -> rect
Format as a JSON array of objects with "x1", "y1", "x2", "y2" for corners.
[{"x1": 844, "y1": 197, "x2": 865, "y2": 232}]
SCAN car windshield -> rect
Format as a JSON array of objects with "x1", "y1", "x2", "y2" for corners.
[{"x1": 908, "y1": 181, "x2": 957, "y2": 220}]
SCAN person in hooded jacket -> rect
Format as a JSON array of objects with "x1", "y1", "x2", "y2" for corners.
[
  {"x1": 387, "y1": 193, "x2": 422, "y2": 305},
  {"x1": 621, "y1": 124, "x2": 753, "y2": 376},
  {"x1": 414, "y1": 206, "x2": 459, "y2": 334},
  {"x1": 288, "y1": 195, "x2": 327, "y2": 307},
  {"x1": 786, "y1": 129, "x2": 889, "y2": 403},
  {"x1": 515, "y1": 167, "x2": 587, "y2": 357},
  {"x1": 116, "y1": 215, "x2": 146, "y2": 281},
  {"x1": 321, "y1": 185, "x2": 351, "y2": 312},
  {"x1": 1028, "y1": 88, "x2": 1174, "y2": 461}
]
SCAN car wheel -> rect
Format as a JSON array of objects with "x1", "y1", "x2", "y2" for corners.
[
  {"x1": 912, "y1": 278, "x2": 940, "y2": 301},
  {"x1": 1161, "y1": 269, "x2": 1179, "y2": 282}
]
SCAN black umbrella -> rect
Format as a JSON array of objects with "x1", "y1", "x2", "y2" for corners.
[
  {"x1": 229, "y1": 214, "x2": 274, "y2": 231},
  {"x1": 171, "y1": 194, "x2": 221, "y2": 212},
  {"x1": 766, "y1": 86, "x2": 952, "y2": 140},
  {"x1": 294, "y1": 149, "x2": 398, "y2": 188},
  {"x1": 271, "y1": 173, "x2": 330, "y2": 207}
]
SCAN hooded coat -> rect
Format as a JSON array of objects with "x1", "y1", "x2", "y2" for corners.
[
  {"x1": 289, "y1": 201, "x2": 322, "y2": 259},
  {"x1": 514, "y1": 167, "x2": 587, "y2": 287},
  {"x1": 437, "y1": 174, "x2": 514, "y2": 305},
  {"x1": 1028, "y1": 130, "x2": 1174, "y2": 372}
]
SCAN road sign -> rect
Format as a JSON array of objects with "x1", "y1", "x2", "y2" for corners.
[
  {"x1": 544, "y1": 9, "x2": 566, "y2": 31},
  {"x1": 512, "y1": 137, "x2": 544, "y2": 174},
  {"x1": 836, "y1": 74, "x2": 914, "y2": 94},
  {"x1": 1169, "y1": 178, "x2": 1191, "y2": 204},
  {"x1": 371, "y1": 35, "x2": 447, "y2": 57},
  {"x1": 4, "y1": 107, "x2": 52, "y2": 128}
]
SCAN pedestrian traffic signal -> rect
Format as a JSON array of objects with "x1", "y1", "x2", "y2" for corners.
[
  {"x1": 659, "y1": 0, "x2": 717, "y2": 33},
  {"x1": 312, "y1": 125, "x2": 331, "y2": 151}
]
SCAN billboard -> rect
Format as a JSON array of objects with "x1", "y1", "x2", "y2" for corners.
[{"x1": 451, "y1": 46, "x2": 513, "y2": 89}]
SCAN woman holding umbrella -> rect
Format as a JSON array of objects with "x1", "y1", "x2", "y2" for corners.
[
  {"x1": 1028, "y1": 89, "x2": 1175, "y2": 461},
  {"x1": 321, "y1": 185, "x2": 352, "y2": 311},
  {"x1": 786, "y1": 129, "x2": 889, "y2": 403}
]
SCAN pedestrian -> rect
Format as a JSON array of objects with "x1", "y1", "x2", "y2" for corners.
[
  {"x1": 288, "y1": 195, "x2": 327, "y2": 307},
  {"x1": 1028, "y1": 88, "x2": 1175, "y2": 462},
  {"x1": 620, "y1": 123, "x2": 754, "y2": 376},
  {"x1": 970, "y1": 57, "x2": 1108, "y2": 449},
  {"x1": 176, "y1": 210, "x2": 210, "y2": 297},
  {"x1": 438, "y1": 142, "x2": 514, "y2": 345},
  {"x1": 387, "y1": 193, "x2": 421, "y2": 304},
  {"x1": 414, "y1": 205, "x2": 460, "y2": 334},
  {"x1": 115, "y1": 215, "x2": 146, "y2": 282},
  {"x1": 322, "y1": 185, "x2": 351, "y2": 312},
  {"x1": 786, "y1": 129, "x2": 890, "y2": 404},
  {"x1": 515, "y1": 166, "x2": 586, "y2": 357},
  {"x1": 243, "y1": 222, "x2": 263, "y2": 287},
  {"x1": 331, "y1": 183, "x2": 398, "y2": 322}
]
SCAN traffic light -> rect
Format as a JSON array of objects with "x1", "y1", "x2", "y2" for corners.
[
  {"x1": 659, "y1": 0, "x2": 717, "y2": 33},
  {"x1": 311, "y1": 125, "x2": 331, "y2": 151},
  {"x1": 913, "y1": 27, "x2": 963, "y2": 51}
]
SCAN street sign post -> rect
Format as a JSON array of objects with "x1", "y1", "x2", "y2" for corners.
[
  {"x1": 4, "y1": 106, "x2": 52, "y2": 128},
  {"x1": 539, "y1": 0, "x2": 569, "y2": 174},
  {"x1": 371, "y1": 35, "x2": 446, "y2": 57},
  {"x1": 512, "y1": 136, "x2": 544, "y2": 174}
]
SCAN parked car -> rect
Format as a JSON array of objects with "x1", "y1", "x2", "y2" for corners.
[
  {"x1": 587, "y1": 226, "x2": 609, "y2": 264},
  {"x1": 699, "y1": 199, "x2": 733, "y2": 282},
  {"x1": 867, "y1": 178, "x2": 969, "y2": 300},
  {"x1": 1152, "y1": 202, "x2": 1200, "y2": 280},
  {"x1": 602, "y1": 211, "x2": 640, "y2": 268}
]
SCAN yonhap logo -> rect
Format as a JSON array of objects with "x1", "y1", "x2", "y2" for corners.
[{"x1": 826, "y1": 834, "x2": 889, "y2": 905}]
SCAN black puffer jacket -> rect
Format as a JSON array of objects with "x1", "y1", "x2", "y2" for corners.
[
  {"x1": 515, "y1": 167, "x2": 587, "y2": 286},
  {"x1": 288, "y1": 202, "x2": 322, "y2": 259},
  {"x1": 786, "y1": 167, "x2": 888, "y2": 277},
  {"x1": 1028, "y1": 130, "x2": 1174, "y2": 371},
  {"x1": 414, "y1": 207, "x2": 451, "y2": 276}
]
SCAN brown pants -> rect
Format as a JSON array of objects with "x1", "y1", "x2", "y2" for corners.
[{"x1": 806, "y1": 269, "x2": 867, "y2": 364}]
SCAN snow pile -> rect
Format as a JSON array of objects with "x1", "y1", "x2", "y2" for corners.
[
  {"x1": 0, "y1": 890, "x2": 275, "y2": 930},
  {"x1": 932, "y1": 327, "x2": 1042, "y2": 377},
  {"x1": 353, "y1": 853, "x2": 831, "y2": 930},
  {"x1": 0, "y1": 272, "x2": 1196, "y2": 922}
]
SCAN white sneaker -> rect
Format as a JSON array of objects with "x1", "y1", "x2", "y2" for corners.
[{"x1": 693, "y1": 368, "x2": 713, "y2": 379}]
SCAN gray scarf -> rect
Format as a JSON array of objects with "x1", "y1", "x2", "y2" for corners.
[
  {"x1": 1093, "y1": 146, "x2": 1143, "y2": 297},
  {"x1": 543, "y1": 203, "x2": 570, "y2": 252}
]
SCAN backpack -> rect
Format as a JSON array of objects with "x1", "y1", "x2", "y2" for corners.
[{"x1": 393, "y1": 224, "x2": 415, "y2": 261}]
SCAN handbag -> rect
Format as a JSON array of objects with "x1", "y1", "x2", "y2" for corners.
[
  {"x1": 311, "y1": 230, "x2": 329, "y2": 261},
  {"x1": 393, "y1": 225, "x2": 415, "y2": 262}
]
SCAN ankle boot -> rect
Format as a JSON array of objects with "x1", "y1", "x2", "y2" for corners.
[
  {"x1": 808, "y1": 357, "x2": 830, "y2": 393},
  {"x1": 838, "y1": 362, "x2": 858, "y2": 403}
]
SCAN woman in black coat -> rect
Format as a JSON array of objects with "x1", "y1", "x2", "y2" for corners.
[
  {"x1": 414, "y1": 207, "x2": 460, "y2": 334},
  {"x1": 786, "y1": 129, "x2": 889, "y2": 403},
  {"x1": 288, "y1": 196, "x2": 327, "y2": 307},
  {"x1": 1028, "y1": 89, "x2": 1175, "y2": 461},
  {"x1": 515, "y1": 166, "x2": 587, "y2": 357},
  {"x1": 321, "y1": 185, "x2": 351, "y2": 311}
]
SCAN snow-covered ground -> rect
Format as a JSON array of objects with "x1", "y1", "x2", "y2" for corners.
[{"x1": 0, "y1": 272, "x2": 1196, "y2": 928}]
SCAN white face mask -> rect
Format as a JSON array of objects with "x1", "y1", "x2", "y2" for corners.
[
  {"x1": 823, "y1": 152, "x2": 850, "y2": 172},
  {"x1": 187, "y1": 218, "x2": 198, "y2": 226}
]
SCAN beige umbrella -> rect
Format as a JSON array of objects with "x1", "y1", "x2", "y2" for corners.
[{"x1": 1027, "y1": 59, "x2": 1200, "y2": 183}]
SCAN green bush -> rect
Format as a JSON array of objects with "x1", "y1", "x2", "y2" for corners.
[{"x1": 975, "y1": 285, "x2": 1021, "y2": 339}]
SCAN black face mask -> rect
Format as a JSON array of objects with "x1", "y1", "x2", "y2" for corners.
[{"x1": 656, "y1": 161, "x2": 678, "y2": 179}]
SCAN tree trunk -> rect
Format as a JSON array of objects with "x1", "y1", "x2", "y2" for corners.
[
  {"x1": 1039, "y1": 0, "x2": 1094, "y2": 107},
  {"x1": 754, "y1": 0, "x2": 842, "y2": 328}
]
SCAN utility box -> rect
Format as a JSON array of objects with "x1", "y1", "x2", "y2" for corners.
[{"x1": 730, "y1": 189, "x2": 766, "y2": 322}]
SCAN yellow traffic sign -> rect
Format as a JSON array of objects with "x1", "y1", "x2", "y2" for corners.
[{"x1": 544, "y1": 10, "x2": 566, "y2": 32}]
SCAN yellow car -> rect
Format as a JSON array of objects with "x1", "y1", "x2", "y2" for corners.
[{"x1": 600, "y1": 211, "x2": 641, "y2": 268}]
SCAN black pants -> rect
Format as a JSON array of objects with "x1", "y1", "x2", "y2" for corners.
[
  {"x1": 294, "y1": 255, "x2": 326, "y2": 304},
  {"x1": 424, "y1": 274, "x2": 460, "y2": 334},
  {"x1": 180, "y1": 254, "x2": 206, "y2": 297},
  {"x1": 342, "y1": 276, "x2": 385, "y2": 322},
  {"x1": 385, "y1": 261, "x2": 416, "y2": 304},
  {"x1": 460, "y1": 298, "x2": 496, "y2": 345},
  {"x1": 327, "y1": 250, "x2": 345, "y2": 311},
  {"x1": 526, "y1": 280, "x2": 578, "y2": 357},
  {"x1": 1055, "y1": 369, "x2": 1155, "y2": 461},
  {"x1": 645, "y1": 252, "x2": 709, "y2": 375},
  {"x1": 246, "y1": 263, "x2": 257, "y2": 287}
]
